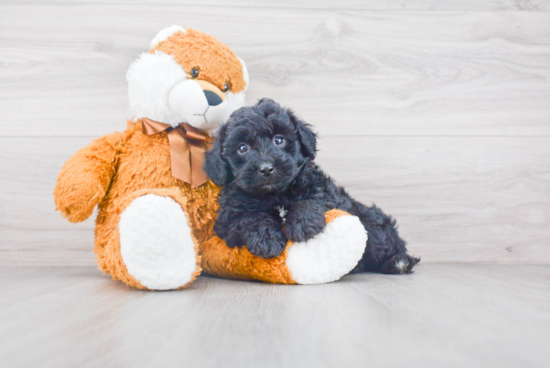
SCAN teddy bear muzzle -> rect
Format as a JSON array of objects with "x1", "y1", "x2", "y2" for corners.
[{"x1": 168, "y1": 78, "x2": 229, "y2": 132}]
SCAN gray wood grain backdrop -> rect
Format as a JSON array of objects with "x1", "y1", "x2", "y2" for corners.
[{"x1": 1, "y1": 1, "x2": 549, "y2": 266}]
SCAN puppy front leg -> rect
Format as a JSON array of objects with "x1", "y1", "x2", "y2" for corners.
[
  {"x1": 214, "y1": 210, "x2": 287, "y2": 258},
  {"x1": 285, "y1": 200, "x2": 327, "y2": 242}
]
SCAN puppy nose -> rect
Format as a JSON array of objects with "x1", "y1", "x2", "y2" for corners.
[
  {"x1": 259, "y1": 163, "x2": 274, "y2": 177},
  {"x1": 203, "y1": 90, "x2": 223, "y2": 106}
]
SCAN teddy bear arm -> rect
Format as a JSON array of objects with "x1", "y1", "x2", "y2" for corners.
[{"x1": 54, "y1": 132, "x2": 125, "y2": 223}]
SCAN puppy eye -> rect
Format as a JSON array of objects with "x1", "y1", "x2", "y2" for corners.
[
  {"x1": 190, "y1": 68, "x2": 199, "y2": 79},
  {"x1": 237, "y1": 143, "x2": 249, "y2": 154},
  {"x1": 222, "y1": 82, "x2": 230, "y2": 93},
  {"x1": 273, "y1": 135, "x2": 285, "y2": 147}
]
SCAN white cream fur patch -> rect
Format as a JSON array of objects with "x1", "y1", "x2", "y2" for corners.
[
  {"x1": 119, "y1": 194, "x2": 198, "y2": 290},
  {"x1": 150, "y1": 25, "x2": 186, "y2": 50},
  {"x1": 286, "y1": 215, "x2": 367, "y2": 285}
]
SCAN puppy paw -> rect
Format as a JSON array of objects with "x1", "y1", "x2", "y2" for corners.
[
  {"x1": 285, "y1": 204, "x2": 326, "y2": 242},
  {"x1": 246, "y1": 227, "x2": 288, "y2": 259},
  {"x1": 380, "y1": 254, "x2": 420, "y2": 275}
]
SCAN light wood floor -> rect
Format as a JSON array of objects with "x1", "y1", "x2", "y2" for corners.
[
  {"x1": 1, "y1": 264, "x2": 549, "y2": 368},
  {"x1": 1, "y1": 2, "x2": 549, "y2": 366}
]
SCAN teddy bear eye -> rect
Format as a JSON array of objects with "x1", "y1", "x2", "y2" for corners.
[
  {"x1": 190, "y1": 68, "x2": 199, "y2": 79},
  {"x1": 237, "y1": 143, "x2": 249, "y2": 154},
  {"x1": 222, "y1": 82, "x2": 230, "y2": 93},
  {"x1": 273, "y1": 135, "x2": 285, "y2": 147}
]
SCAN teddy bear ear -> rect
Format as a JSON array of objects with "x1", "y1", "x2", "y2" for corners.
[
  {"x1": 238, "y1": 57, "x2": 249, "y2": 92},
  {"x1": 150, "y1": 25, "x2": 187, "y2": 50}
]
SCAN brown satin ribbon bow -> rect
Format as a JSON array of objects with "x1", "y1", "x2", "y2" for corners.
[{"x1": 142, "y1": 117, "x2": 209, "y2": 188}]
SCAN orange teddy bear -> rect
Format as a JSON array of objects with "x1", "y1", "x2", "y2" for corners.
[{"x1": 53, "y1": 26, "x2": 367, "y2": 290}]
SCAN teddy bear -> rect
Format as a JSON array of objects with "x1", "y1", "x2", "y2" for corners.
[{"x1": 53, "y1": 26, "x2": 368, "y2": 290}]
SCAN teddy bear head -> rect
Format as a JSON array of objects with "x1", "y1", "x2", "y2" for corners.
[{"x1": 127, "y1": 26, "x2": 249, "y2": 132}]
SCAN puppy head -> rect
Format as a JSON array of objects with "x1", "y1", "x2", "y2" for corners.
[{"x1": 205, "y1": 98, "x2": 317, "y2": 194}]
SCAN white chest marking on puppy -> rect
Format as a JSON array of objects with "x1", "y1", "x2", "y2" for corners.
[{"x1": 276, "y1": 206, "x2": 287, "y2": 225}]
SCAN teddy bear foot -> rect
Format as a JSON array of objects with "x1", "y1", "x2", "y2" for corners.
[
  {"x1": 284, "y1": 209, "x2": 368, "y2": 284},
  {"x1": 118, "y1": 193, "x2": 201, "y2": 290},
  {"x1": 200, "y1": 209, "x2": 367, "y2": 285}
]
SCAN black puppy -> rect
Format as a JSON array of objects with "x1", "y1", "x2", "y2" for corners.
[{"x1": 204, "y1": 99, "x2": 419, "y2": 274}]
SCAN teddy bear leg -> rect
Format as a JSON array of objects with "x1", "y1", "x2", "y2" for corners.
[
  {"x1": 200, "y1": 209, "x2": 367, "y2": 285},
  {"x1": 118, "y1": 192, "x2": 201, "y2": 290},
  {"x1": 95, "y1": 189, "x2": 201, "y2": 290},
  {"x1": 284, "y1": 209, "x2": 368, "y2": 284}
]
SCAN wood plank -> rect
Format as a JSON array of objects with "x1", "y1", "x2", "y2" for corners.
[
  {"x1": 3, "y1": 1, "x2": 550, "y2": 11},
  {"x1": 0, "y1": 230, "x2": 96, "y2": 267},
  {"x1": 1, "y1": 6, "x2": 550, "y2": 137},
  {"x1": 1, "y1": 135, "x2": 549, "y2": 265},
  {"x1": 1, "y1": 265, "x2": 549, "y2": 368},
  {"x1": 318, "y1": 135, "x2": 550, "y2": 263}
]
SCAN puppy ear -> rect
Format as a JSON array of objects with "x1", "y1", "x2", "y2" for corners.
[
  {"x1": 204, "y1": 125, "x2": 232, "y2": 186},
  {"x1": 288, "y1": 110, "x2": 317, "y2": 159}
]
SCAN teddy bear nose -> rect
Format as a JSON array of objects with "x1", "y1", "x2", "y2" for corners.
[
  {"x1": 259, "y1": 163, "x2": 275, "y2": 177},
  {"x1": 203, "y1": 90, "x2": 223, "y2": 106}
]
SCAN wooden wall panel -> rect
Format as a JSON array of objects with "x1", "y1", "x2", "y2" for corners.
[
  {"x1": 1, "y1": 2, "x2": 549, "y2": 265},
  {"x1": 1, "y1": 136, "x2": 548, "y2": 265},
  {"x1": 4, "y1": 1, "x2": 550, "y2": 11},
  {"x1": 0, "y1": 6, "x2": 549, "y2": 137}
]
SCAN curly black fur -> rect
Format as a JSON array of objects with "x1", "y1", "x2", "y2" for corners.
[{"x1": 204, "y1": 98, "x2": 420, "y2": 274}]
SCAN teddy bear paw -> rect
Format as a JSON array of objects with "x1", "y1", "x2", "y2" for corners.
[{"x1": 118, "y1": 194, "x2": 200, "y2": 290}]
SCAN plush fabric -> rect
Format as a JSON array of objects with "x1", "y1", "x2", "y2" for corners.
[
  {"x1": 286, "y1": 211, "x2": 368, "y2": 284},
  {"x1": 119, "y1": 194, "x2": 200, "y2": 290},
  {"x1": 54, "y1": 122, "x2": 215, "y2": 289},
  {"x1": 53, "y1": 119, "x2": 367, "y2": 289},
  {"x1": 53, "y1": 26, "x2": 368, "y2": 290},
  {"x1": 127, "y1": 27, "x2": 248, "y2": 130},
  {"x1": 200, "y1": 209, "x2": 366, "y2": 285},
  {"x1": 152, "y1": 28, "x2": 247, "y2": 94}
]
